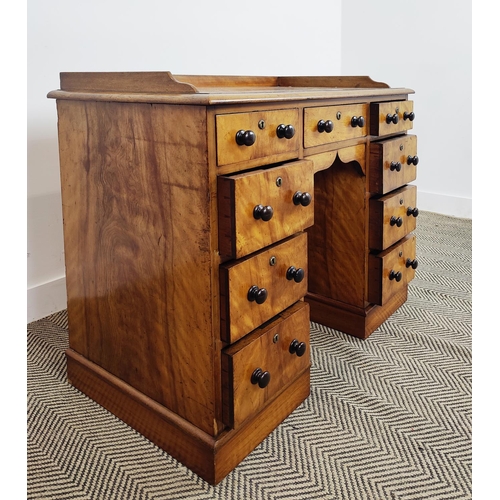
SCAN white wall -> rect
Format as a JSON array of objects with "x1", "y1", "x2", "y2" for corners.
[
  {"x1": 341, "y1": 0, "x2": 472, "y2": 219},
  {"x1": 27, "y1": 0, "x2": 342, "y2": 321}
]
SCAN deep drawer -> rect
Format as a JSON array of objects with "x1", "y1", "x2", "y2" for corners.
[
  {"x1": 369, "y1": 185, "x2": 418, "y2": 251},
  {"x1": 304, "y1": 103, "x2": 368, "y2": 148},
  {"x1": 222, "y1": 301, "x2": 310, "y2": 428},
  {"x1": 218, "y1": 160, "x2": 314, "y2": 260},
  {"x1": 220, "y1": 232, "x2": 308, "y2": 344},
  {"x1": 368, "y1": 234, "x2": 417, "y2": 305},
  {"x1": 370, "y1": 100, "x2": 414, "y2": 137},
  {"x1": 369, "y1": 135, "x2": 418, "y2": 195},
  {"x1": 216, "y1": 108, "x2": 299, "y2": 166}
]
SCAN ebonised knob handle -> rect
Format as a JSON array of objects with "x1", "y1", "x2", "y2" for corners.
[
  {"x1": 407, "y1": 207, "x2": 419, "y2": 217},
  {"x1": 406, "y1": 258, "x2": 419, "y2": 269},
  {"x1": 389, "y1": 270, "x2": 402, "y2": 282},
  {"x1": 317, "y1": 120, "x2": 334, "y2": 133},
  {"x1": 390, "y1": 216, "x2": 403, "y2": 227},
  {"x1": 404, "y1": 111, "x2": 415, "y2": 121},
  {"x1": 276, "y1": 124, "x2": 296, "y2": 139},
  {"x1": 253, "y1": 204, "x2": 274, "y2": 221},
  {"x1": 351, "y1": 116, "x2": 365, "y2": 128},
  {"x1": 386, "y1": 113, "x2": 399, "y2": 124},
  {"x1": 407, "y1": 155, "x2": 419, "y2": 165},
  {"x1": 390, "y1": 161, "x2": 402, "y2": 172},
  {"x1": 293, "y1": 191, "x2": 312, "y2": 206},
  {"x1": 235, "y1": 129, "x2": 256, "y2": 146},
  {"x1": 286, "y1": 266, "x2": 305, "y2": 283},
  {"x1": 289, "y1": 339, "x2": 307, "y2": 357},
  {"x1": 251, "y1": 368, "x2": 271, "y2": 388},
  {"x1": 247, "y1": 285, "x2": 268, "y2": 304}
]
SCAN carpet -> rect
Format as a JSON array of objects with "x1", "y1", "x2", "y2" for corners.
[{"x1": 27, "y1": 211, "x2": 472, "y2": 499}]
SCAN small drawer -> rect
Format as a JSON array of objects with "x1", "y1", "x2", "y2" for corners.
[
  {"x1": 216, "y1": 108, "x2": 299, "y2": 166},
  {"x1": 222, "y1": 301, "x2": 310, "y2": 428},
  {"x1": 220, "y1": 232, "x2": 308, "y2": 344},
  {"x1": 369, "y1": 185, "x2": 418, "y2": 251},
  {"x1": 369, "y1": 135, "x2": 418, "y2": 194},
  {"x1": 370, "y1": 100, "x2": 415, "y2": 137},
  {"x1": 368, "y1": 234, "x2": 417, "y2": 305},
  {"x1": 304, "y1": 103, "x2": 368, "y2": 148},
  {"x1": 218, "y1": 160, "x2": 314, "y2": 260}
]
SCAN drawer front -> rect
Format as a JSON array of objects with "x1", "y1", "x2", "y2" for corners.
[
  {"x1": 304, "y1": 103, "x2": 368, "y2": 148},
  {"x1": 222, "y1": 301, "x2": 310, "y2": 428},
  {"x1": 369, "y1": 135, "x2": 418, "y2": 194},
  {"x1": 220, "y1": 233, "x2": 308, "y2": 344},
  {"x1": 218, "y1": 160, "x2": 314, "y2": 259},
  {"x1": 370, "y1": 100, "x2": 414, "y2": 137},
  {"x1": 216, "y1": 108, "x2": 300, "y2": 166},
  {"x1": 369, "y1": 185, "x2": 418, "y2": 251},
  {"x1": 368, "y1": 234, "x2": 417, "y2": 305}
]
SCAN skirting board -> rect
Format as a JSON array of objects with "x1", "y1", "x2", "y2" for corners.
[
  {"x1": 417, "y1": 190, "x2": 471, "y2": 219},
  {"x1": 27, "y1": 276, "x2": 67, "y2": 323}
]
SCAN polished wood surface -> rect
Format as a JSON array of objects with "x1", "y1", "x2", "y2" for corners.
[
  {"x1": 369, "y1": 135, "x2": 417, "y2": 194},
  {"x1": 218, "y1": 161, "x2": 314, "y2": 259},
  {"x1": 222, "y1": 301, "x2": 310, "y2": 427},
  {"x1": 57, "y1": 100, "x2": 220, "y2": 436},
  {"x1": 220, "y1": 233, "x2": 308, "y2": 343},
  {"x1": 370, "y1": 100, "x2": 414, "y2": 136}
]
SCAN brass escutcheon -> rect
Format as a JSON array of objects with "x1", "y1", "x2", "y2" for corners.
[
  {"x1": 336, "y1": 111, "x2": 342, "y2": 120},
  {"x1": 273, "y1": 334, "x2": 279, "y2": 343},
  {"x1": 258, "y1": 120, "x2": 266, "y2": 130},
  {"x1": 269, "y1": 256, "x2": 277, "y2": 266},
  {"x1": 276, "y1": 177, "x2": 282, "y2": 187}
]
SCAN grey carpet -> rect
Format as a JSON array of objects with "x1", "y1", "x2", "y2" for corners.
[{"x1": 27, "y1": 211, "x2": 472, "y2": 500}]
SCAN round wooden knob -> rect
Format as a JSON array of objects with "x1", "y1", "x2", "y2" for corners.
[
  {"x1": 406, "y1": 207, "x2": 419, "y2": 217},
  {"x1": 253, "y1": 204, "x2": 274, "y2": 221},
  {"x1": 289, "y1": 339, "x2": 307, "y2": 357},
  {"x1": 404, "y1": 111, "x2": 415, "y2": 121},
  {"x1": 389, "y1": 270, "x2": 402, "y2": 282},
  {"x1": 317, "y1": 120, "x2": 334, "y2": 133},
  {"x1": 251, "y1": 368, "x2": 271, "y2": 388},
  {"x1": 351, "y1": 116, "x2": 365, "y2": 128},
  {"x1": 286, "y1": 266, "x2": 305, "y2": 283},
  {"x1": 276, "y1": 124, "x2": 296, "y2": 139},
  {"x1": 386, "y1": 113, "x2": 399, "y2": 124},
  {"x1": 390, "y1": 216, "x2": 403, "y2": 227},
  {"x1": 235, "y1": 129, "x2": 256, "y2": 146},
  {"x1": 390, "y1": 161, "x2": 402, "y2": 172},
  {"x1": 247, "y1": 285, "x2": 268, "y2": 304},
  {"x1": 293, "y1": 191, "x2": 312, "y2": 206},
  {"x1": 406, "y1": 258, "x2": 419, "y2": 269},
  {"x1": 407, "y1": 155, "x2": 419, "y2": 165}
]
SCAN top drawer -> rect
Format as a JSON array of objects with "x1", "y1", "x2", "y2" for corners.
[
  {"x1": 216, "y1": 109, "x2": 299, "y2": 166},
  {"x1": 370, "y1": 100, "x2": 414, "y2": 137},
  {"x1": 304, "y1": 103, "x2": 368, "y2": 148}
]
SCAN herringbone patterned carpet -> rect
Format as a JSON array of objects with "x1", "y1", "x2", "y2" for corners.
[{"x1": 27, "y1": 211, "x2": 472, "y2": 500}]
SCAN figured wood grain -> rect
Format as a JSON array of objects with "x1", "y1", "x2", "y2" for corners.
[
  {"x1": 218, "y1": 160, "x2": 314, "y2": 259},
  {"x1": 57, "y1": 99, "x2": 220, "y2": 436},
  {"x1": 307, "y1": 156, "x2": 368, "y2": 307},
  {"x1": 369, "y1": 185, "x2": 417, "y2": 251},
  {"x1": 368, "y1": 234, "x2": 417, "y2": 305},
  {"x1": 216, "y1": 108, "x2": 300, "y2": 166},
  {"x1": 370, "y1": 100, "x2": 414, "y2": 136},
  {"x1": 220, "y1": 233, "x2": 308, "y2": 344},
  {"x1": 369, "y1": 135, "x2": 417, "y2": 194},
  {"x1": 304, "y1": 103, "x2": 368, "y2": 148},
  {"x1": 222, "y1": 302, "x2": 310, "y2": 428}
]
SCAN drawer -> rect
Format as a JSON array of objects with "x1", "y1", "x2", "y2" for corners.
[
  {"x1": 370, "y1": 100, "x2": 415, "y2": 137},
  {"x1": 369, "y1": 135, "x2": 418, "y2": 194},
  {"x1": 218, "y1": 160, "x2": 314, "y2": 259},
  {"x1": 222, "y1": 301, "x2": 310, "y2": 428},
  {"x1": 216, "y1": 108, "x2": 299, "y2": 166},
  {"x1": 220, "y1": 232, "x2": 308, "y2": 344},
  {"x1": 304, "y1": 103, "x2": 368, "y2": 148},
  {"x1": 368, "y1": 234, "x2": 417, "y2": 305},
  {"x1": 369, "y1": 185, "x2": 418, "y2": 251}
]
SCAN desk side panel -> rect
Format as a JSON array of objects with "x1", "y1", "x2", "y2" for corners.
[{"x1": 56, "y1": 100, "x2": 218, "y2": 435}]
